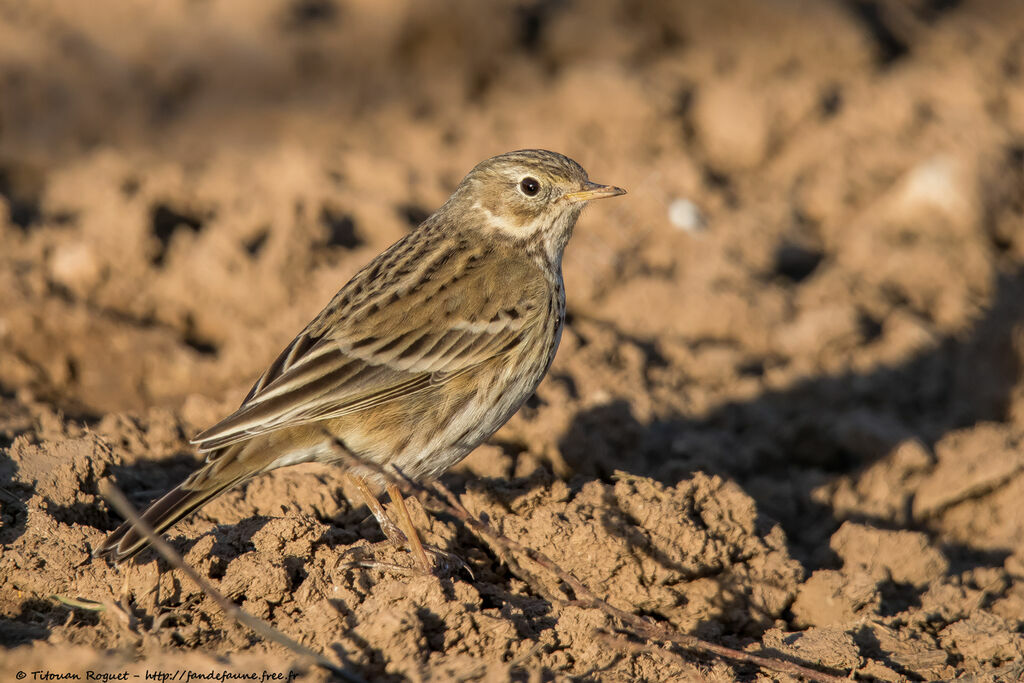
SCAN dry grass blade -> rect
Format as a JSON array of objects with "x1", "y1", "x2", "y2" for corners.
[
  {"x1": 326, "y1": 437, "x2": 847, "y2": 683},
  {"x1": 98, "y1": 480, "x2": 365, "y2": 683},
  {"x1": 51, "y1": 594, "x2": 107, "y2": 611}
]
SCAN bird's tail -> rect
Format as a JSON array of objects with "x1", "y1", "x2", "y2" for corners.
[{"x1": 93, "y1": 474, "x2": 245, "y2": 563}]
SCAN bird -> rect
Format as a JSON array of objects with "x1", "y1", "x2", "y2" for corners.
[{"x1": 94, "y1": 149, "x2": 625, "y2": 570}]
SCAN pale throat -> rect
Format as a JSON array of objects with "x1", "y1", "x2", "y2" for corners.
[{"x1": 473, "y1": 201, "x2": 574, "y2": 268}]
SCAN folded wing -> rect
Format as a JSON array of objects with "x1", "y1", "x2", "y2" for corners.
[{"x1": 191, "y1": 248, "x2": 548, "y2": 454}]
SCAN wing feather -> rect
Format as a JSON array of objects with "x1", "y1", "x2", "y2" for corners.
[{"x1": 191, "y1": 248, "x2": 547, "y2": 454}]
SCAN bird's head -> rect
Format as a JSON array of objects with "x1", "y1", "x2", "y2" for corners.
[{"x1": 445, "y1": 149, "x2": 625, "y2": 264}]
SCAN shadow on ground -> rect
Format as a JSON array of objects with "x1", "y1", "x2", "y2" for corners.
[{"x1": 559, "y1": 266, "x2": 1024, "y2": 568}]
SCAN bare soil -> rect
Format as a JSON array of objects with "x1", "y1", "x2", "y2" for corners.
[{"x1": 3, "y1": 1, "x2": 1024, "y2": 680}]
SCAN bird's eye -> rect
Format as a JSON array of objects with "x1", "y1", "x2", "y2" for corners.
[{"x1": 519, "y1": 177, "x2": 541, "y2": 197}]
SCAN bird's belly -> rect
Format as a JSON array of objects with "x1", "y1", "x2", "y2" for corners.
[
  {"x1": 397, "y1": 360, "x2": 545, "y2": 478},
  {"x1": 329, "y1": 343, "x2": 554, "y2": 482}
]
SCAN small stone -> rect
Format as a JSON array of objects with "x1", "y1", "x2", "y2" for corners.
[
  {"x1": 49, "y1": 241, "x2": 101, "y2": 293},
  {"x1": 667, "y1": 198, "x2": 706, "y2": 233}
]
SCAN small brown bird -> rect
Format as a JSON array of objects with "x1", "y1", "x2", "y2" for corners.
[{"x1": 95, "y1": 149, "x2": 625, "y2": 569}]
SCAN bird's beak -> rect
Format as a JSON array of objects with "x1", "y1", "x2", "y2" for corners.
[{"x1": 563, "y1": 181, "x2": 627, "y2": 203}]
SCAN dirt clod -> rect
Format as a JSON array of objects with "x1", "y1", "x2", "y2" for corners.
[{"x1": 3, "y1": 1, "x2": 1024, "y2": 680}]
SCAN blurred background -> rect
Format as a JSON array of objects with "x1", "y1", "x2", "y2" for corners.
[
  {"x1": 2, "y1": 0, "x2": 1024, "y2": 674},
  {"x1": 2, "y1": 0, "x2": 1021, "y2": 413}
]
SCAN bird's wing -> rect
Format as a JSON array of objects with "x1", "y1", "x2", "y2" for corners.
[{"x1": 191, "y1": 247, "x2": 550, "y2": 453}]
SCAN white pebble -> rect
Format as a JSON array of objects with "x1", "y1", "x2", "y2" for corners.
[
  {"x1": 49, "y1": 241, "x2": 100, "y2": 291},
  {"x1": 667, "y1": 198, "x2": 706, "y2": 233},
  {"x1": 900, "y1": 157, "x2": 959, "y2": 212}
]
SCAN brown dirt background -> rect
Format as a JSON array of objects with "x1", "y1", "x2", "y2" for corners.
[{"x1": 2, "y1": 0, "x2": 1024, "y2": 680}]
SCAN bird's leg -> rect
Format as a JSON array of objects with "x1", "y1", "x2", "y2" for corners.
[
  {"x1": 342, "y1": 475, "x2": 468, "y2": 577},
  {"x1": 386, "y1": 483, "x2": 432, "y2": 573},
  {"x1": 346, "y1": 474, "x2": 408, "y2": 547}
]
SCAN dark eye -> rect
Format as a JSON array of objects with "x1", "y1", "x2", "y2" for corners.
[{"x1": 520, "y1": 177, "x2": 540, "y2": 196}]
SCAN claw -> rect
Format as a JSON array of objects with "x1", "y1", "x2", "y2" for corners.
[{"x1": 340, "y1": 540, "x2": 470, "y2": 578}]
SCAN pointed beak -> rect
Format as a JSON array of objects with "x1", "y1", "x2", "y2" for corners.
[{"x1": 563, "y1": 181, "x2": 627, "y2": 203}]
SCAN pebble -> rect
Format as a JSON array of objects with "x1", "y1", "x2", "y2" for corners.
[{"x1": 667, "y1": 197, "x2": 706, "y2": 233}]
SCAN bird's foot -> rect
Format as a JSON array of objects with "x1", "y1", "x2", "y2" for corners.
[{"x1": 340, "y1": 540, "x2": 471, "y2": 578}]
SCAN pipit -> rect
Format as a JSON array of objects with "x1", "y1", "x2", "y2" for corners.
[{"x1": 95, "y1": 149, "x2": 625, "y2": 569}]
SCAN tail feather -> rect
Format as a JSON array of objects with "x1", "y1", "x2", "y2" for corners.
[{"x1": 94, "y1": 478, "x2": 243, "y2": 563}]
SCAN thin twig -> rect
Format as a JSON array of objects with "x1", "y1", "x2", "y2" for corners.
[
  {"x1": 99, "y1": 481, "x2": 365, "y2": 683},
  {"x1": 328, "y1": 438, "x2": 847, "y2": 683}
]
